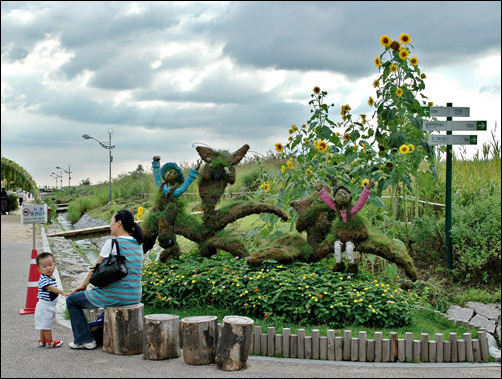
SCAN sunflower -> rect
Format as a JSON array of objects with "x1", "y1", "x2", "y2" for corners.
[
  {"x1": 291, "y1": 124, "x2": 298, "y2": 132},
  {"x1": 261, "y1": 182, "x2": 270, "y2": 192},
  {"x1": 390, "y1": 41, "x2": 401, "y2": 51},
  {"x1": 343, "y1": 133, "x2": 351, "y2": 141},
  {"x1": 361, "y1": 178, "x2": 370, "y2": 187},
  {"x1": 379, "y1": 35, "x2": 392, "y2": 47},
  {"x1": 275, "y1": 143, "x2": 283, "y2": 153},
  {"x1": 368, "y1": 97, "x2": 374, "y2": 107},
  {"x1": 316, "y1": 140, "x2": 328, "y2": 153},
  {"x1": 399, "y1": 33, "x2": 411, "y2": 45},
  {"x1": 399, "y1": 144, "x2": 410, "y2": 154},
  {"x1": 407, "y1": 144, "x2": 415, "y2": 153},
  {"x1": 313, "y1": 86, "x2": 321, "y2": 94},
  {"x1": 281, "y1": 165, "x2": 286, "y2": 173},
  {"x1": 389, "y1": 64, "x2": 397, "y2": 73},
  {"x1": 287, "y1": 161, "x2": 294, "y2": 169},
  {"x1": 137, "y1": 206, "x2": 144, "y2": 221},
  {"x1": 373, "y1": 79, "x2": 380, "y2": 88},
  {"x1": 399, "y1": 49, "x2": 410, "y2": 60},
  {"x1": 341, "y1": 104, "x2": 351, "y2": 116},
  {"x1": 306, "y1": 169, "x2": 313, "y2": 175},
  {"x1": 374, "y1": 57, "x2": 382, "y2": 67},
  {"x1": 396, "y1": 88, "x2": 403, "y2": 97},
  {"x1": 409, "y1": 56, "x2": 418, "y2": 66}
]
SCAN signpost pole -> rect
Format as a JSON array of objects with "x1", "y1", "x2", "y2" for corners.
[{"x1": 445, "y1": 103, "x2": 453, "y2": 270}]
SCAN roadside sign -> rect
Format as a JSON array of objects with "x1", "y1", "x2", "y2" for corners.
[
  {"x1": 21, "y1": 204, "x2": 48, "y2": 224},
  {"x1": 422, "y1": 120, "x2": 487, "y2": 131},
  {"x1": 423, "y1": 106, "x2": 470, "y2": 117},
  {"x1": 428, "y1": 135, "x2": 478, "y2": 145}
]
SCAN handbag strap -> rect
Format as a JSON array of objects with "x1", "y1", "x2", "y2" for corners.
[{"x1": 111, "y1": 238, "x2": 121, "y2": 257}]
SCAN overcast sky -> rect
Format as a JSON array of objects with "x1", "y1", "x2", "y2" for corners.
[{"x1": 2, "y1": 1, "x2": 501, "y2": 188}]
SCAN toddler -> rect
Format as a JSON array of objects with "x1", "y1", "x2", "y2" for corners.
[{"x1": 35, "y1": 252, "x2": 68, "y2": 348}]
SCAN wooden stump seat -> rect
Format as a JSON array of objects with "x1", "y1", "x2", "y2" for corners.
[
  {"x1": 215, "y1": 315, "x2": 254, "y2": 371},
  {"x1": 103, "y1": 303, "x2": 144, "y2": 355},
  {"x1": 143, "y1": 314, "x2": 181, "y2": 360},
  {"x1": 180, "y1": 315, "x2": 218, "y2": 365}
]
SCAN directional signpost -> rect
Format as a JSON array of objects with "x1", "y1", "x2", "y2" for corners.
[{"x1": 423, "y1": 103, "x2": 487, "y2": 270}]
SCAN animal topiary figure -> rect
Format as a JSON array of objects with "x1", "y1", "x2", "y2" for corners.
[
  {"x1": 144, "y1": 144, "x2": 289, "y2": 262},
  {"x1": 247, "y1": 175, "x2": 418, "y2": 281}
]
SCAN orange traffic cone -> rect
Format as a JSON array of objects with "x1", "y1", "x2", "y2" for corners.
[{"x1": 20, "y1": 249, "x2": 40, "y2": 315}]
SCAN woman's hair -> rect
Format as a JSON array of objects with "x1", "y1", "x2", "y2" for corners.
[{"x1": 114, "y1": 209, "x2": 144, "y2": 244}]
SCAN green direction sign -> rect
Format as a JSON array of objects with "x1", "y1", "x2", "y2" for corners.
[
  {"x1": 423, "y1": 106, "x2": 470, "y2": 117},
  {"x1": 428, "y1": 135, "x2": 477, "y2": 145},
  {"x1": 422, "y1": 120, "x2": 487, "y2": 131}
]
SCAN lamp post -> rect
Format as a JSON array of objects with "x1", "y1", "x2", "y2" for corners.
[
  {"x1": 51, "y1": 172, "x2": 63, "y2": 190},
  {"x1": 82, "y1": 129, "x2": 115, "y2": 204},
  {"x1": 56, "y1": 165, "x2": 72, "y2": 187}
]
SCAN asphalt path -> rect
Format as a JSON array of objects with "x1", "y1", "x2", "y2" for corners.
[{"x1": 1, "y1": 213, "x2": 500, "y2": 378}]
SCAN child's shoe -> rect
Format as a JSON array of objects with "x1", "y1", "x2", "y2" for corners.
[
  {"x1": 46, "y1": 339, "x2": 63, "y2": 348},
  {"x1": 38, "y1": 340, "x2": 47, "y2": 348}
]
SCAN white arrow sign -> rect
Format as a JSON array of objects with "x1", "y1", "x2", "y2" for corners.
[
  {"x1": 422, "y1": 120, "x2": 487, "y2": 131},
  {"x1": 428, "y1": 135, "x2": 478, "y2": 145},
  {"x1": 424, "y1": 107, "x2": 470, "y2": 117}
]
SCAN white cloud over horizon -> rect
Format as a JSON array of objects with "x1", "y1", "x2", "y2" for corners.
[{"x1": 1, "y1": 1, "x2": 500, "y2": 188}]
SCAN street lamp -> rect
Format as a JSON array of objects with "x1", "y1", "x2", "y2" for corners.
[
  {"x1": 51, "y1": 172, "x2": 63, "y2": 190},
  {"x1": 56, "y1": 165, "x2": 72, "y2": 187},
  {"x1": 82, "y1": 129, "x2": 115, "y2": 204}
]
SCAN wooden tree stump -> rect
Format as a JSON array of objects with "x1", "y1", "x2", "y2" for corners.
[
  {"x1": 103, "y1": 303, "x2": 144, "y2": 355},
  {"x1": 215, "y1": 316, "x2": 254, "y2": 371},
  {"x1": 180, "y1": 315, "x2": 218, "y2": 365},
  {"x1": 143, "y1": 314, "x2": 181, "y2": 360}
]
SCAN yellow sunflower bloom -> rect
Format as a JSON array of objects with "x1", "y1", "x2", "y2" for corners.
[
  {"x1": 373, "y1": 79, "x2": 380, "y2": 88},
  {"x1": 306, "y1": 169, "x2": 312, "y2": 175},
  {"x1": 399, "y1": 144, "x2": 410, "y2": 154},
  {"x1": 399, "y1": 49, "x2": 410, "y2": 60},
  {"x1": 379, "y1": 35, "x2": 392, "y2": 47},
  {"x1": 287, "y1": 161, "x2": 294, "y2": 169},
  {"x1": 389, "y1": 64, "x2": 397, "y2": 73},
  {"x1": 399, "y1": 33, "x2": 411, "y2": 45},
  {"x1": 343, "y1": 133, "x2": 351, "y2": 141},
  {"x1": 374, "y1": 57, "x2": 382, "y2": 67},
  {"x1": 316, "y1": 140, "x2": 328, "y2": 153},
  {"x1": 410, "y1": 56, "x2": 418, "y2": 66},
  {"x1": 275, "y1": 143, "x2": 283, "y2": 153},
  {"x1": 281, "y1": 165, "x2": 286, "y2": 173},
  {"x1": 396, "y1": 88, "x2": 403, "y2": 97},
  {"x1": 313, "y1": 86, "x2": 321, "y2": 94},
  {"x1": 407, "y1": 144, "x2": 415, "y2": 153},
  {"x1": 368, "y1": 97, "x2": 374, "y2": 107},
  {"x1": 361, "y1": 178, "x2": 369, "y2": 187}
]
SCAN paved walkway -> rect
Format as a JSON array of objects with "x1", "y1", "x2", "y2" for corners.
[{"x1": 1, "y1": 213, "x2": 500, "y2": 378}]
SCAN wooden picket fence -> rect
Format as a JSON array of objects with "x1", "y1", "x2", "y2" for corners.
[{"x1": 250, "y1": 326, "x2": 490, "y2": 363}]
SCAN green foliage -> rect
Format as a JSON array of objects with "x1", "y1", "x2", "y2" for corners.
[
  {"x1": 142, "y1": 253, "x2": 418, "y2": 328},
  {"x1": 450, "y1": 190, "x2": 501, "y2": 286}
]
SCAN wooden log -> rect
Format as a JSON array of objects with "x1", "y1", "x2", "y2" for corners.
[
  {"x1": 282, "y1": 328, "x2": 291, "y2": 358},
  {"x1": 335, "y1": 336, "x2": 343, "y2": 361},
  {"x1": 275, "y1": 334, "x2": 283, "y2": 357},
  {"x1": 298, "y1": 329, "x2": 305, "y2": 359},
  {"x1": 351, "y1": 338, "x2": 359, "y2": 361},
  {"x1": 449, "y1": 333, "x2": 458, "y2": 362},
  {"x1": 472, "y1": 339, "x2": 481, "y2": 362},
  {"x1": 267, "y1": 327, "x2": 275, "y2": 357},
  {"x1": 405, "y1": 332, "x2": 413, "y2": 362},
  {"x1": 381, "y1": 339, "x2": 390, "y2": 362},
  {"x1": 463, "y1": 333, "x2": 474, "y2": 362},
  {"x1": 312, "y1": 329, "x2": 320, "y2": 360},
  {"x1": 343, "y1": 330, "x2": 352, "y2": 361},
  {"x1": 413, "y1": 340, "x2": 421, "y2": 362},
  {"x1": 215, "y1": 315, "x2": 254, "y2": 371},
  {"x1": 420, "y1": 333, "x2": 429, "y2": 362},
  {"x1": 366, "y1": 339, "x2": 374, "y2": 362},
  {"x1": 374, "y1": 332, "x2": 383, "y2": 362},
  {"x1": 444, "y1": 340, "x2": 451, "y2": 362},
  {"x1": 457, "y1": 339, "x2": 466, "y2": 362},
  {"x1": 180, "y1": 315, "x2": 218, "y2": 365},
  {"x1": 428, "y1": 341, "x2": 436, "y2": 363},
  {"x1": 103, "y1": 303, "x2": 144, "y2": 355},
  {"x1": 143, "y1": 314, "x2": 180, "y2": 360},
  {"x1": 389, "y1": 332, "x2": 397, "y2": 362},
  {"x1": 327, "y1": 330, "x2": 335, "y2": 361},
  {"x1": 436, "y1": 333, "x2": 444, "y2": 363},
  {"x1": 358, "y1": 331, "x2": 367, "y2": 362},
  {"x1": 477, "y1": 331, "x2": 489, "y2": 362},
  {"x1": 320, "y1": 336, "x2": 327, "y2": 360},
  {"x1": 397, "y1": 339, "x2": 405, "y2": 362},
  {"x1": 253, "y1": 326, "x2": 262, "y2": 355},
  {"x1": 260, "y1": 334, "x2": 267, "y2": 356},
  {"x1": 290, "y1": 334, "x2": 298, "y2": 358},
  {"x1": 305, "y1": 336, "x2": 312, "y2": 359}
]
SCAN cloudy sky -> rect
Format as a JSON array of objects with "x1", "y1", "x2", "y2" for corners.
[{"x1": 2, "y1": 1, "x2": 501, "y2": 188}]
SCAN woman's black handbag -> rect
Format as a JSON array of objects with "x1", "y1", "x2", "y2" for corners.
[{"x1": 89, "y1": 239, "x2": 127, "y2": 287}]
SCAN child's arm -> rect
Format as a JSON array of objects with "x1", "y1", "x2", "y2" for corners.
[{"x1": 45, "y1": 284, "x2": 68, "y2": 297}]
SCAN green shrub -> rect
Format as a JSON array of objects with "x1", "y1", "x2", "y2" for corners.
[
  {"x1": 141, "y1": 253, "x2": 419, "y2": 328},
  {"x1": 450, "y1": 190, "x2": 501, "y2": 286}
]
